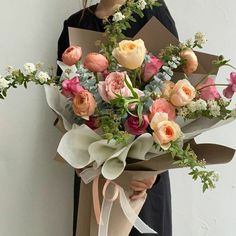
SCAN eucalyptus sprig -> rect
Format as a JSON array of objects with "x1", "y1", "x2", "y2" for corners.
[{"x1": 169, "y1": 142, "x2": 219, "y2": 192}]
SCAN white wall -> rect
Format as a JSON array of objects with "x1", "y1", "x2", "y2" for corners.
[{"x1": 0, "y1": 0, "x2": 236, "y2": 236}]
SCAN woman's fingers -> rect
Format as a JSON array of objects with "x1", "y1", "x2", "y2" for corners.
[
  {"x1": 130, "y1": 190, "x2": 146, "y2": 201},
  {"x1": 130, "y1": 181, "x2": 148, "y2": 191}
]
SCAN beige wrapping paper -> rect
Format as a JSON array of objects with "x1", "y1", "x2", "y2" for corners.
[{"x1": 76, "y1": 170, "x2": 161, "y2": 236}]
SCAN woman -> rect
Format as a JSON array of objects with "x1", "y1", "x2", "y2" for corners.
[{"x1": 57, "y1": 1, "x2": 178, "y2": 235}]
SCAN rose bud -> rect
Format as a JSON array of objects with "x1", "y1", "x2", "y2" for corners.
[
  {"x1": 62, "y1": 46, "x2": 82, "y2": 66},
  {"x1": 84, "y1": 53, "x2": 108, "y2": 72},
  {"x1": 180, "y1": 48, "x2": 198, "y2": 75}
]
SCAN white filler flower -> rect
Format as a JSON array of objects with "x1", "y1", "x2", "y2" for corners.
[
  {"x1": 23, "y1": 63, "x2": 36, "y2": 75},
  {"x1": 137, "y1": 0, "x2": 147, "y2": 10},
  {"x1": 0, "y1": 76, "x2": 10, "y2": 91},
  {"x1": 36, "y1": 71, "x2": 50, "y2": 83},
  {"x1": 112, "y1": 12, "x2": 125, "y2": 22}
]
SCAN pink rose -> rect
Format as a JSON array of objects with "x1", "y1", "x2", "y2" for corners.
[
  {"x1": 85, "y1": 117, "x2": 100, "y2": 130},
  {"x1": 149, "y1": 98, "x2": 176, "y2": 121},
  {"x1": 62, "y1": 46, "x2": 82, "y2": 66},
  {"x1": 223, "y1": 72, "x2": 236, "y2": 99},
  {"x1": 170, "y1": 79, "x2": 196, "y2": 107},
  {"x1": 124, "y1": 115, "x2": 149, "y2": 136},
  {"x1": 143, "y1": 56, "x2": 163, "y2": 82},
  {"x1": 61, "y1": 77, "x2": 84, "y2": 97},
  {"x1": 84, "y1": 53, "x2": 108, "y2": 72},
  {"x1": 98, "y1": 72, "x2": 130, "y2": 102},
  {"x1": 197, "y1": 77, "x2": 220, "y2": 100},
  {"x1": 72, "y1": 90, "x2": 97, "y2": 120}
]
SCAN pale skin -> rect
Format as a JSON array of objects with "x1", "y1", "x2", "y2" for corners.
[{"x1": 81, "y1": 0, "x2": 158, "y2": 199}]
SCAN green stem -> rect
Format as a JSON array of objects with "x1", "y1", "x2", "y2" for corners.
[{"x1": 197, "y1": 83, "x2": 228, "y2": 91}]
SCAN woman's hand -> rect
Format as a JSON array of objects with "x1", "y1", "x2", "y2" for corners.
[{"x1": 129, "y1": 175, "x2": 158, "y2": 201}]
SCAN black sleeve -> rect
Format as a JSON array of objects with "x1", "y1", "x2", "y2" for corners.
[{"x1": 57, "y1": 20, "x2": 70, "y2": 76}]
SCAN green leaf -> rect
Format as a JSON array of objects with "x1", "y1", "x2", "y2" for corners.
[{"x1": 124, "y1": 76, "x2": 138, "y2": 98}]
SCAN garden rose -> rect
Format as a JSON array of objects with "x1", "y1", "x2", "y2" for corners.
[
  {"x1": 170, "y1": 79, "x2": 196, "y2": 107},
  {"x1": 62, "y1": 46, "x2": 82, "y2": 66},
  {"x1": 197, "y1": 77, "x2": 220, "y2": 100},
  {"x1": 98, "y1": 72, "x2": 130, "y2": 102},
  {"x1": 180, "y1": 48, "x2": 198, "y2": 75},
  {"x1": 112, "y1": 39, "x2": 146, "y2": 69},
  {"x1": 161, "y1": 80, "x2": 175, "y2": 99},
  {"x1": 84, "y1": 53, "x2": 108, "y2": 72},
  {"x1": 150, "y1": 112, "x2": 181, "y2": 150},
  {"x1": 85, "y1": 116, "x2": 100, "y2": 130},
  {"x1": 61, "y1": 77, "x2": 84, "y2": 97},
  {"x1": 124, "y1": 115, "x2": 149, "y2": 135},
  {"x1": 72, "y1": 90, "x2": 97, "y2": 120},
  {"x1": 149, "y1": 98, "x2": 176, "y2": 121},
  {"x1": 143, "y1": 56, "x2": 163, "y2": 82}
]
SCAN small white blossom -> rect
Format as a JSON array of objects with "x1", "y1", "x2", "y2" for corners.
[
  {"x1": 137, "y1": 0, "x2": 147, "y2": 10},
  {"x1": 112, "y1": 12, "x2": 125, "y2": 22},
  {"x1": 36, "y1": 71, "x2": 50, "y2": 83},
  {"x1": 218, "y1": 98, "x2": 230, "y2": 107},
  {"x1": 0, "y1": 76, "x2": 10, "y2": 91},
  {"x1": 187, "y1": 101, "x2": 197, "y2": 113},
  {"x1": 177, "y1": 107, "x2": 189, "y2": 117},
  {"x1": 208, "y1": 100, "x2": 221, "y2": 117},
  {"x1": 195, "y1": 32, "x2": 207, "y2": 45},
  {"x1": 23, "y1": 63, "x2": 36, "y2": 75},
  {"x1": 195, "y1": 99, "x2": 207, "y2": 111}
]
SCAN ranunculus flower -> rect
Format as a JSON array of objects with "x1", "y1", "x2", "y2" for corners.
[
  {"x1": 62, "y1": 46, "x2": 82, "y2": 66},
  {"x1": 98, "y1": 72, "x2": 130, "y2": 102},
  {"x1": 84, "y1": 53, "x2": 108, "y2": 72},
  {"x1": 180, "y1": 48, "x2": 198, "y2": 75},
  {"x1": 170, "y1": 79, "x2": 196, "y2": 107},
  {"x1": 161, "y1": 80, "x2": 175, "y2": 99},
  {"x1": 72, "y1": 90, "x2": 97, "y2": 120},
  {"x1": 197, "y1": 77, "x2": 220, "y2": 100},
  {"x1": 124, "y1": 115, "x2": 149, "y2": 136},
  {"x1": 149, "y1": 98, "x2": 176, "y2": 121},
  {"x1": 61, "y1": 77, "x2": 84, "y2": 97},
  {"x1": 223, "y1": 72, "x2": 236, "y2": 99},
  {"x1": 112, "y1": 39, "x2": 146, "y2": 70},
  {"x1": 143, "y1": 56, "x2": 163, "y2": 82},
  {"x1": 85, "y1": 116, "x2": 100, "y2": 130},
  {"x1": 150, "y1": 112, "x2": 181, "y2": 150}
]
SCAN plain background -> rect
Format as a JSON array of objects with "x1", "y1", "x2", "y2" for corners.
[{"x1": 0, "y1": 0, "x2": 236, "y2": 235}]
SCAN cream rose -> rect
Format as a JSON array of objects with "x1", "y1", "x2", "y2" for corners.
[
  {"x1": 112, "y1": 39, "x2": 146, "y2": 70},
  {"x1": 150, "y1": 112, "x2": 182, "y2": 150},
  {"x1": 170, "y1": 79, "x2": 196, "y2": 107}
]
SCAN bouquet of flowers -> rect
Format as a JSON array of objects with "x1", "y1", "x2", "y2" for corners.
[{"x1": 1, "y1": 1, "x2": 236, "y2": 235}]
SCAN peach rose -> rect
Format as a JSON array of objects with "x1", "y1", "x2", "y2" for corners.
[
  {"x1": 150, "y1": 112, "x2": 181, "y2": 150},
  {"x1": 180, "y1": 48, "x2": 198, "y2": 75},
  {"x1": 84, "y1": 53, "x2": 108, "y2": 72},
  {"x1": 98, "y1": 72, "x2": 130, "y2": 102},
  {"x1": 161, "y1": 80, "x2": 175, "y2": 99},
  {"x1": 149, "y1": 98, "x2": 176, "y2": 121},
  {"x1": 170, "y1": 79, "x2": 196, "y2": 107},
  {"x1": 62, "y1": 46, "x2": 82, "y2": 66},
  {"x1": 112, "y1": 39, "x2": 146, "y2": 70},
  {"x1": 72, "y1": 90, "x2": 97, "y2": 120}
]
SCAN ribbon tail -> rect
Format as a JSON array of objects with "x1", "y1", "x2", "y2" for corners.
[
  {"x1": 119, "y1": 187, "x2": 158, "y2": 234},
  {"x1": 98, "y1": 198, "x2": 113, "y2": 236}
]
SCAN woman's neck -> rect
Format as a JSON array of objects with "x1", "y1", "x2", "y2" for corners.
[{"x1": 95, "y1": 0, "x2": 127, "y2": 19}]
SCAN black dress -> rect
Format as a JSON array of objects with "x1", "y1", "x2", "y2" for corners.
[{"x1": 57, "y1": 2, "x2": 178, "y2": 236}]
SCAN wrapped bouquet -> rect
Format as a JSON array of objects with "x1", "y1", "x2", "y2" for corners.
[{"x1": 1, "y1": 1, "x2": 236, "y2": 235}]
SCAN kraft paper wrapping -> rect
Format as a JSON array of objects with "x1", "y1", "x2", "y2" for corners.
[{"x1": 77, "y1": 170, "x2": 161, "y2": 236}]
